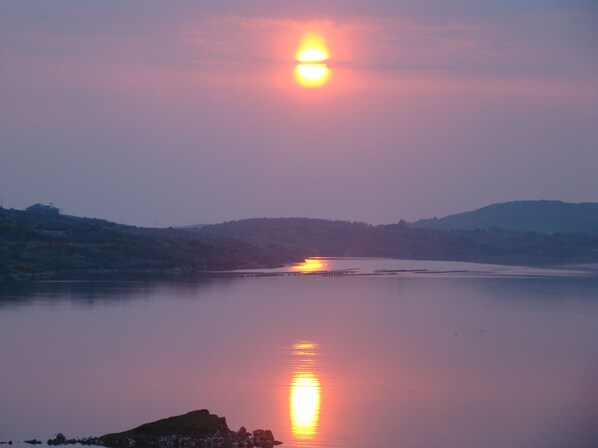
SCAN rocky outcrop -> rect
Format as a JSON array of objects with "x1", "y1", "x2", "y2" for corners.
[
  {"x1": 44, "y1": 410, "x2": 281, "y2": 448},
  {"x1": 47, "y1": 433, "x2": 99, "y2": 445}
]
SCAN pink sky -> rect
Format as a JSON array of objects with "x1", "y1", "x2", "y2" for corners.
[{"x1": 1, "y1": 1, "x2": 597, "y2": 226}]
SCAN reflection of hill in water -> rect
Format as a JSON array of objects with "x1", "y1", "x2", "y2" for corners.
[
  {"x1": 0, "y1": 275, "x2": 227, "y2": 308},
  {"x1": 447, "y1": 276, "x2": 598, "y2": 308},
  {"x1": 2, "y1": 267, "x2": 598, "y2": 311}
]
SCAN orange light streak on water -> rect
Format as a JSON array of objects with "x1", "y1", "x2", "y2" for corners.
[
  {"x1": 290, "y1": 340, "x2": 322, "y2": 440},
  {"x1": 291, "y1": 258, "x2": 329, "y2": 273}
]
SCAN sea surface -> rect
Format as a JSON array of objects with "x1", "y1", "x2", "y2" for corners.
[{"x1": 1, "y1": 258, "x2": 597, "y2": 447}]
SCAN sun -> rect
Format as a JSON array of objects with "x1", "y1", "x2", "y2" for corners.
[
  {"x1": 297, "y1": 48, "x2": 328, "y2": 63},
  {"x1": 295, "y1": 34, "x2": 330, "y2": 88}
]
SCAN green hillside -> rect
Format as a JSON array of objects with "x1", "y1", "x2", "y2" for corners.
[
  {"x1": 413, "y1": 200, "x2": 598, "y2": 234},
  {"x1": 0, "y1": 207, "x2": 291, "y2": 279},
  {"x1": 199, "y1": 217, "x2": 598, "y2": 266},
  {"x1": 2, "y1": 203, "x2": 598, "y2": 280}
]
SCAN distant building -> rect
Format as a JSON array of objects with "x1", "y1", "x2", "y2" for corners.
[{"x1": 26, "y1": 203, "x2": 60, "y2": 215}]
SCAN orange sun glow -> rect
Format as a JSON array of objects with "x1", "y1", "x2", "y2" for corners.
[
  {"x1": 291, "y1": 258, "x2": 328, "y2": 273},
  {"x1": 290, "y1": 372, "x2": 321, "y2": 438},
  {"x1": 290, "y1": 341, "x2": 321, "y2": 439},
  {"x1": 295, "y1": 34, "x2": 330, "y2": 88}
]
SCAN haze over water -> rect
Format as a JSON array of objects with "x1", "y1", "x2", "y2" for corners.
[
  {"x1": 1, "y1": 259, "x2": 597, "y2": 447},
  {"x1": 2, "y1": 2, "x2": 598, "y2": 447},
  {"x1": 1, "y1": 1, "x2": 597, "y2": 226}
]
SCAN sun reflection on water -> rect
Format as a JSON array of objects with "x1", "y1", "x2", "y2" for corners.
[
  {"x1": 290, "y1": 341, "x2": 321, "y2": 440},
  {"x1": 291, "y1": 258, "x2": 329, "y2": 273}
]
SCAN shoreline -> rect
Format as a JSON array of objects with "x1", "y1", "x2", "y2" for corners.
[
  {"x1": 2, "y1": 258, "x2": 597, "y2": 282},
  {"x1": 3, "y1": 409, "x2": 282, "y2": 448}
]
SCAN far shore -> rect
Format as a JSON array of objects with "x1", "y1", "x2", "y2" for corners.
[{"x1": 3, "y1": 258, "x2": 597, "y2": 283}]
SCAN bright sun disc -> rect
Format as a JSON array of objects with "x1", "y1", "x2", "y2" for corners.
[
  {"x1": 297, "y1": 48, "x2": 328, "y2": 63},
  {"x1": 295, "y1": 34, "x2": 330, "y2": 88},
  {"x1": 295, "y1": 64, "x2": 330, "y2": 87}
]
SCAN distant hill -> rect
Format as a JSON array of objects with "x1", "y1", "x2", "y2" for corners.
[
  {"x1": 199, "y1": 216, "x2": 598, "y2": 267},
  {"x1": 177, "y1": 224, "x2": 209, "y2": 230},
  {"x1": 412, "y1": 201, "x2": 598, "y2": 234},
  {"x1": 210, "y1": 217, "x2": 370, "y2": 230},
  {"x1": 3, "y1": 203, "x2": 598, "y2": 280},
  {"x1": 0, "y1": 207, "x2": 294, "y2": 279}
]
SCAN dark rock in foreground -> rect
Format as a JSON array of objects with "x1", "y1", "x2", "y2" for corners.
[{"x1": 47, "y1": 410, "x2": 282, "y2": 447}]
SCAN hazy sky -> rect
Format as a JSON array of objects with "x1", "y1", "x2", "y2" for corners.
[{"x1": 1, "y1": 1, "x2": 597, "y2": 226}]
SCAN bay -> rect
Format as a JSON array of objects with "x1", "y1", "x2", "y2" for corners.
[{"x1": 1, "y1": 259, "x2": 597, "y2": 447}]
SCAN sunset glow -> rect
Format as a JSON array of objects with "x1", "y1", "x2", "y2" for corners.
[
  {"x1": 295, "y1": 34, "x2": 330, "y2": 88},
  {"x1": 297, "y1": 48, "x2": 328, "y2": 63},
  {"x1": 2, "y1": 1, "x2": 597, "y2": 447},
  {"x1": 295, "y1": 64, "x2": 330, "y2": 87},
  {"x1": 290, "y1": 341, "x2": 321, "y2": 440},
  {"x1": 290, "y1": 372, "x2": 321, "y2": 438},
  {"x1": 291, "y1": 258, "x2": 328, "y2": 272}
]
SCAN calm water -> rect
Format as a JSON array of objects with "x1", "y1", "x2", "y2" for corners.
[{"x1": 1, "y1": 259, "x2": 597, "y2": 447}]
